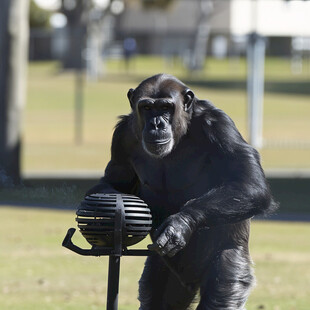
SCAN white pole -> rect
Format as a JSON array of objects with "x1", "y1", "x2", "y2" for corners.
[{"x1": 247, "y1": 32, "x2": 265, "y2": 149}]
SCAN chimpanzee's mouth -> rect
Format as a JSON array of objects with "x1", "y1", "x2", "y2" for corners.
[{"x1": 145, "y1": 138, "x2": 171, "y2": 145}]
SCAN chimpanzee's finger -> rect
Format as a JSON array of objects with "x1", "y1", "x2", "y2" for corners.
[
  {"x1": 148, "y1": 226, "x2": 174, "y2": 255},
  {"x1": 148, "y1": 234, "x2": 168, "y2": 253}
]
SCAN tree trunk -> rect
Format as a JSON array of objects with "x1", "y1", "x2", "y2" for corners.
[
  {"x1": 0, "y1": 0, "x2": 29, "y2": 186},
  {"x1": 62, "y1": 25, "x2": 87, "y2": 69},
  {"x1": 61, "y1": 0, "x2": 87, "y2": 70}
]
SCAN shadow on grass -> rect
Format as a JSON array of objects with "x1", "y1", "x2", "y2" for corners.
[
  {"x1": 0, "y1": 184, "x2": 82, "y2": 210},
  {"x1": 1, "y1": 177, "x2": 310, "y2": 222},
  {"x1": 103, "y1": 73, "x2": 310, "y2": 95},
  {"x1": 104, "y1": 73, "x2": 310, "y2": 95}
]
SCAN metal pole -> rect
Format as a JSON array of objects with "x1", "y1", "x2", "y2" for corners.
[
  {"x1": 247, "y1": 32, "x2": 265, "y2": 149},
  {"x1": 74, "y1": 69, "x2": 84, "y2": 144},
  {"x1": 107, "y1": 256, "x2": 120, "y2": 310}
]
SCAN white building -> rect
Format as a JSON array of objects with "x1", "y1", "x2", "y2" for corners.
[{"x1": 115, "y1": 0, "x2": 310, "y2": 56}]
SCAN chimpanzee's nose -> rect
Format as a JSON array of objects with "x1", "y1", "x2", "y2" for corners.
[{"x1": 150, "y1": 117, "x2": 161, "y2": 130}]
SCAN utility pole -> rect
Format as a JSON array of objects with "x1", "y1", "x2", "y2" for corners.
[{"x1": 0, "y1": 0, "x2": 29, "y2": 186}]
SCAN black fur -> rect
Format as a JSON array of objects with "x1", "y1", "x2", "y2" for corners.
[{"x1": 86, "y1": 74, "x2": 278, "y2": 310}]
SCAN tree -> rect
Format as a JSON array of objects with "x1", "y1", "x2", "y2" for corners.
[
  {"x1": 29, "y1": 0, "x2": 51, "y2": 29},
  {"x1": 60, "y1": 0, "x2": 87, "y2": 69},
  {"x1": 189, "y1": 0, "x2": 213, "y2": 71},
  {"x1": 0, "y1": 0, "x2": 29, "y2": 186}
]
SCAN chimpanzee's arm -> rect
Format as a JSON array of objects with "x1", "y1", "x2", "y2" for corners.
[
  {"x1": 85, "y1": 116, "x2": 139, "y2": 196},
  {"x1": 181, "y1": 156, "x2": 275, "y2": 228},
  {"x1": 180, "y1": 107, "x2": 278, "y2": 228}
]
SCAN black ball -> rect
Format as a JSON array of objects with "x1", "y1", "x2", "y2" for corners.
[{"x1": 76, "y1": 193, "x2": 152, "y2": 248}]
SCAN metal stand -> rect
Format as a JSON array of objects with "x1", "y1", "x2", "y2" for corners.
[
  {"x1": 107, "y1": 256, "x2": 120, "y2": 310},
  {"x1": 63, "y1": 193, "x2": 154, "y2": 310},
  {"x1": 62, "y1": 228, "x2": 150, "y2": 310}
]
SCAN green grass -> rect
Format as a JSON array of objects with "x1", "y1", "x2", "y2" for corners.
[
  {"x1": 7, "y1": 58, "x2": 309, "y2": 309},
  {"x1": 0, "y1": 206, "x2": 309, "y2": 310},
  {"x1": 23, "y1": 57, "x2": 310, "y2": 172}
]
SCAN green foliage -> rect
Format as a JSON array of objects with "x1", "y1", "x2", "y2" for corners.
[
  {"x1": 29, "y1": 0, "x2": 51, "y2": 29},
  {"x1": 142, "y1": 0, "x2": 174, "y2": 9}
]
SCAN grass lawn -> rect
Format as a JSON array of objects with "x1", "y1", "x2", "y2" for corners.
[
  {"x1": 23, "y1": 57, "x2": 310, "y2": 173},
  {"x1": 4, "y1": 57, "x2": 308, "y2": 309},
  {"x1": 0, "y1": 206, "x2": 309, "y2": 310}
]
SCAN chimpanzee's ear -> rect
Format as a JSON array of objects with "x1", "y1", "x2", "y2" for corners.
[
  {"x1": 183, "y1": 89, "x2": 195, "y2": 112},
  {"x1": 127, "y1": 88, "x2": 135, "y2": 109}
]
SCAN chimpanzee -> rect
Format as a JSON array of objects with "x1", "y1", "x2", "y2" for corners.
[{"x1": 87, "y1": 74, "x2": 277, "y2": 310}]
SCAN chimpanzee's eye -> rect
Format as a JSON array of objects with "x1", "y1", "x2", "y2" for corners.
[
  {"x1": 144, "y1": 106, "x2": 151, "y2": 111},
  {"x1": 161, "y1": 105, "x2": 169, "y2": 111}
]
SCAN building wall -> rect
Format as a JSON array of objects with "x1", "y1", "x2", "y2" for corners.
[
  {"x1": 230, "y1": 0, "x2": 310, "y2": 36},
  {"x1": 118, "y1": 1, "x2": 201, "y2": 34},
  {"x1": 116, "y1": 0, "x2": 231, "y2": 55},
  {"x1": 115, "y1": 0, "x2": 310, "y2": 56}
]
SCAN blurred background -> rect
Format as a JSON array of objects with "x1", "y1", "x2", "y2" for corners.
[{"x1": 0, "y1": 0, "x2": 309, "y2": 309}]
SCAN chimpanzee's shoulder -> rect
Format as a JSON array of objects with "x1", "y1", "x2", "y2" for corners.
[
  {"x1": 193, "y1": 99, "x2": 229, "y2": 129},
  {"x1": 193, "y1": 100, "x2": 251, "y2": 155},
  {"x1": 194, "y1": 100, "x2": 223, "y2": 118},
  {"x1": 112, "y1": 114, "x2": 138, "y2": 155},
  {"x1": 114, "y1": 114, "x2": 132, "y2": 133}
]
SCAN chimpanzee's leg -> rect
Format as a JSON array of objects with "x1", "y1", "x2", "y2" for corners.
[
  {"x1": 161, "y1": 268, "x2": 198, "y2": 310},
  {"x1": 138, "y1": 255, "x2": 168, "y2": 310},
  {"x1": 197, "y1": 246, "x2": 255, "y2": 310},
  {"x1": 138, "y1": 255, "x2": 198, "y2": 310}
]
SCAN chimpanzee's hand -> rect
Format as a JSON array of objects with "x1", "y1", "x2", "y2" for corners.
[{"x1": 148, "y1": 213, "x2": 194, "y2": 257}]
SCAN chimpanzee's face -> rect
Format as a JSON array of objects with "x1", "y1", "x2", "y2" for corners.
[{"x1": 127, "y1": 74, "x2": 194, "y2": 158}]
